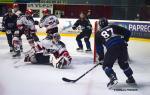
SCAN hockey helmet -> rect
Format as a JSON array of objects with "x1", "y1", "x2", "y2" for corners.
[
  {"x1": 42, "y1": 8, "x2": 50, "y2": 14},
  {"x1": 80, "y1": 12, "x2": 86, "y2": 19},
  {"x1": 25, "y1": 9, "x2": 33, "y2": 15},
  {"x1": 8, "y1": 8, "x2": 13, "y2": 13},
  {"x1": 99, "y1": 17, "x2": 108, "y2": 28},
  {"x1": 13, "y1": 3, "x2": 19, "y2": 8}
]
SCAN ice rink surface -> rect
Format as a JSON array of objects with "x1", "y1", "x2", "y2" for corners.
[{"x1": 0, "y1": 35, "x2": 150, "y2": 95}]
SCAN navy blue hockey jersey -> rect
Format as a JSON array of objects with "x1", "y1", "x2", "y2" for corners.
[{"x1": 95, "y1": 24, "x2": 131, "y2": 55}]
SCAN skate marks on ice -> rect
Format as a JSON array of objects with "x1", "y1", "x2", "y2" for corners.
[
  {"x1": 109, "y1": 82, "x2": 138, "y2": 90},
  {"x1": 0, "y1": 82, "x2": 5, "y2": 95},
  {"x1": 107, "y1": 82, "x2": 150, "y2": 95}
]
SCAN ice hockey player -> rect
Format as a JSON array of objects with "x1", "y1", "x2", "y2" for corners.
[
  {"x1": 12, "y1": 3, "x2": 23, "y2": 51},
  {"x1": 12, "y1": 9, "x2": 39, "y2": 57},
  {"x1": 12, "y1": 3, "x2": 22, "y2": 17},
  {"x1": 95, "y1": 17, "x2": 135, "y2": 88},
  {"x1": 72, "y1": 12, "x2": 92, "y2": 52},
  {"x1": 2, "y1": 8, "x2": 18, "y2": 52},
  {"x1": 24, "y1": 33, "x2": 72, "y2": 69},
  {"x1": 39, "y1": 8, "x2": 59, "y2": 38}
]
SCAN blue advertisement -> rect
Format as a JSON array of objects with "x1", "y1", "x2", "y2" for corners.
[
  {"x1": 113, "y1": 22, "x2": 150, "y2": 33},
  {"x1": 112, "y1": 21, "x2": 150, "y2": 38}
]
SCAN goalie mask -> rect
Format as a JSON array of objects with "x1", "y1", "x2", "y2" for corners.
[{"x1": 53, "y1": 33, "x2": 61, "y2": 42}]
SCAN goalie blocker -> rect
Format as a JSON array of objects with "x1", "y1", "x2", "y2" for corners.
[{"x1": 24, "y1": 33, "x2": 72, "y2": 69}]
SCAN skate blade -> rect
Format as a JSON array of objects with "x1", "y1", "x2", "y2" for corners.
[
  {"x1": 85, "y1": 51, "x2": 92, "y2": 54},
  {"x1": 127, "y1": 82, "x2": 137, "y2": 86},
  {"x1": 108, "y1": 80, "x2": 118, "y2": 89}
]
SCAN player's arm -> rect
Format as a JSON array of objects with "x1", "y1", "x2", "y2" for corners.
[
  {"x1": 72, "y1": 20, "x2": 80, "y2": 30},
  {"x1": 82, "y1": 20, "x2": 92, "y2": 31},
  {"x1": 95, "y1": 31, "x2": 105, "y2": 61},
  {"x1": 13, "y1": 14, "x2": 18, "y2": 30},
  {"x1": 55, "y1": 16, "x2": 59, "y2": 24},
  {"x1": 113, "y1": 25, "x2": 131, "y2": 42},
  {"x1": 2, "y1": 14, "x2": 7, "y2": 31},
  {"x1": 86, "y1": 19, "x2": 92, "y2": 29},
  {"x1": 39, "y1": 16, "x2": 46, "y2": 28}
]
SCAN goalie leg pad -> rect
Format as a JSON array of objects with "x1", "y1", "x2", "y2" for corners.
[
  {"x1": 28, "y1": 39, "x2": 35, "y2": 48},
  {"x1": 12, "y1": 37, "x2": 21, "y2": 51},
  {"x1": 76, "y1": 33, "x2": 84, "y2": 49},
  {"x1": 55, "y1": 56, "x2": 72, "y2": 69}
]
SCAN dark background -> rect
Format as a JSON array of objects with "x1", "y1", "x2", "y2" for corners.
[{"x1": 0, "y1": 0, "x2": 149, "y2": 20}]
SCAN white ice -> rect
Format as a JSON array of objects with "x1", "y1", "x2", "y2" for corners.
[{"x1": 0, "y1": 35, "x2": 150, "y2": 95}]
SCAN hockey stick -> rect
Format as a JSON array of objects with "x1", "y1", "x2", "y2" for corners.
[
  {"x1": 13, "y1": 49, "x2": 34, "y2": 68},
  {"x1": 62, "y1": 63, "x2": 101, "y2": 83}
]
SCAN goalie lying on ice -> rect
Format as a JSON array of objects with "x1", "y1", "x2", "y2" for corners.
[{"x1": 24, "y1": 33, "x2": 72, "y2": 69}]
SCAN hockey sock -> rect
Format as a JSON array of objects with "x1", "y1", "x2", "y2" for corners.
[
  {"x1": 123, "y1": 67, "x2": 133, "y2": 78},
  {"x1": 84, "y1": 38, "x2": 91, "y2": 50},
  {"x1": 103, "y1": 67, "x2": 116, "y2": 79}
]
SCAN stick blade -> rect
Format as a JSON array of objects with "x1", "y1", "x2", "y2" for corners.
[{"x1": 62, "y1": 77, "x2": 76, "y2": 83}]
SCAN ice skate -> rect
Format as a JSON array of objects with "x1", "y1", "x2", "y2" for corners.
[
  {"x1": 76, "y1": 48, "x2": 83, "y2": 52},
  {"x1": 107, "y1": 74, "x2": 118, "y2": 89},
  {"x1": 12, "y1": 51, "x2": 21, "y2": 58},
  {"x1": 126, "y1": 76, "x2": 136, "y2": 84}
]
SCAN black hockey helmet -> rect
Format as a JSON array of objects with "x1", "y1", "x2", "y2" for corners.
[
  {"x1": 99, "y1": 17, "x2": 108, "y2": 28},
  {"x1": 8, "y1": 8, "x2": 12, "y2": 13},
  {"x1": 7, "y1": 8, "x2": 13, "y2": 16}
]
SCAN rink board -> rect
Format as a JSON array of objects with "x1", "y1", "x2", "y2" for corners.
[
  {"x1": 0, "y1": 17, "x2": 150, "y2": 38},
  {"x1": 0, "y1": 32, "x2": 150, "y2": 42}
]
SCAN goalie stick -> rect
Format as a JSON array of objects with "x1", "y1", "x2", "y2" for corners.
[
  {"x1": 62, "y1": 62, "x2": 101, "y2": 83},
  {"x1": 13, "y1": 49, "x2": 34, "y2": 68}
]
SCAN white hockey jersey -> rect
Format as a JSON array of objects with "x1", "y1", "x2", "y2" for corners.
[
  {"x1": 42, "y1": 39, "x2": 66, "y2": 57},
  {"x1": 39, "y1": 15, "x2": 59, "y2": 30},
  {"x1": 34, "y1": 39, "x2": 68, "y2": 58},
  {"x1": 17, "y1": 15, "x2": 36, "y2": 31}
]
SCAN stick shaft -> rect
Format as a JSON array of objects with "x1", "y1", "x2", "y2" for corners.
[{"x1": 75, "y1": 63, "x2": 100, "y2": 82}]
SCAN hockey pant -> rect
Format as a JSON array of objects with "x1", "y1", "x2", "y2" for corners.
[
  {"x1": 76, "y1": 30, "x2": 92, "y2": 49},
  {"x1": 102, "y1": 44, "x2": 133, "y2": 79}
]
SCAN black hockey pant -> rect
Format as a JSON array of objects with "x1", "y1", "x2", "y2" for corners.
[
  {"x1": 102, "y1": 44, "x2": 133, "y2": 79},
  {"x1": 76, "y1": 31, "x2": 92, "y2": 49}
]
